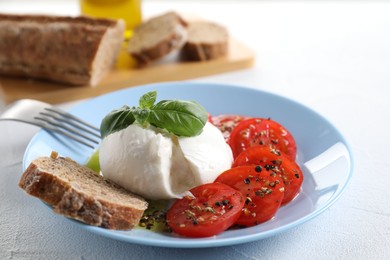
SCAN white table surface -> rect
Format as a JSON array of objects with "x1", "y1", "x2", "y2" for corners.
[{"x1": 1, "y1": 0, "x2": 390, "y2": 259}]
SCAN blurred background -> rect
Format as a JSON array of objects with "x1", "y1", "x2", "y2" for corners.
[{"x1": 1, "y1": 0, "x2": 389, "y2": 117}]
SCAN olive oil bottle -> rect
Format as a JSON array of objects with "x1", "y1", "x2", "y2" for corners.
[{"x1": 80, "y1": 0, "x2": 142, "y2": 38}]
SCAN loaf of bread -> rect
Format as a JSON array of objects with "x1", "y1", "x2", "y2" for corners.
[
  {"x1": 128, "y1": 12, "x2": 188, "y2": 66},
  {"x1": 182, "y1": 21, "x2": 229, "y2": 61},
  {"x1": 19, "y1": 155, "x2": 148, "y2": 230},
  {"x1": 0, "y1": 14, "x2": 125, "y2": 86}
]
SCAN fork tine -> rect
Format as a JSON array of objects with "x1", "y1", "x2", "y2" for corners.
[
  {"x1": 44, "y1": 107, "x2": 100, "y2": 134},
  {"x1": 40, "y1": 111, "x2": 101, "y2": 138},
  {"x1": 21, "y1": 116, "x2": 97, "y2": 149},
  {"x1": 0, "y1": 99, "x2": 101, "y2": 149},
  {"x1": 41, "y1": 124, "x2": 97, "y2": 149},
  {"x1": 34, "y1": 115, "x2": 100, "y2": 145}
]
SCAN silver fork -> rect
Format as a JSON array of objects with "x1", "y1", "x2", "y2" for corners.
[{"x1": 0, "y1": 99, "x2": 100, "y2": 149}]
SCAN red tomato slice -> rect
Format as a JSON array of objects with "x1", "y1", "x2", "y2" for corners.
[
  {"x1": 211, "y1": 114, "x2": 250, "y2": 141},
  {"x1": 166, "y1": 183, "x2": 244, "y2": 237},
  {"x1": 228, "y1": 118, "x2": 297, "y2": 160},
  {"x1": 215, "y1": 165, "x2": 285, "y2": 227},
  {"x1": 233, "y1": 146, "x2": 304, "y2": 205},
  {"x1": 207, "y1": 113, "x2": 213, "y2": 123}
]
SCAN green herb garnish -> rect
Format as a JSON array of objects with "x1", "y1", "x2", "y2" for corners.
[{"x1": 100, "y1": 91, "x2": 208, "y2": 138}]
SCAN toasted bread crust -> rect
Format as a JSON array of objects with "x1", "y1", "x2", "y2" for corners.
[
  {"x1": 19, "y1": 156, "x2": 148, "y2": 230},
  {"x1": 0, "y1": 14, "x2": 125, "y2": 86},
  {"x1": 183, "y1": 41, "x2": 228, "y2": 61}
]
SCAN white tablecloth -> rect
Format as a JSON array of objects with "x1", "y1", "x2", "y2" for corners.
[{"x1": 1, "y1": 1, "x2": 390, "y2": 259}]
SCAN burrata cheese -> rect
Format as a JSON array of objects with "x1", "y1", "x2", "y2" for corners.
[{"x1": 99, "y1": 122, "x2": 233, "y2": 200}]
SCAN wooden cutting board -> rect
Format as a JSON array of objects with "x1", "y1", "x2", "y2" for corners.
[{"x1": 0, "y1": 38, "x2": 254, "y2": 104}]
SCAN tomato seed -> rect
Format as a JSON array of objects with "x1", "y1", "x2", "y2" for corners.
[
  {"x1": 243, "y1": 208, "x2": 251, "y2": 215},
  {"x1": 204, "y1": 206, "x2": 216, "y2": 213}
]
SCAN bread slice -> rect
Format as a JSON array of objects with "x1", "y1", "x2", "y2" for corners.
[
  {"x1": 182, "y1": 21, "x2": 229, "y2": 61},
  {"x1": 19, "y1": 155, "x2": 148, "y2": 230},
  {"x1": 0, "y1": 14, "x2": 125, "y2": 86},
  {"x1": 127, "y1": 12, "x2": 188, "y2": 66}
]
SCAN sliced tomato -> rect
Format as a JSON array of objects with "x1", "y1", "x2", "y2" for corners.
[
  {"x1": 215, "y1": 165, "x2": 285, "y2": 227},
  {"x1": 228, "y1": 117, "x2": 297, "y2": 160},
  {"x1": 211, "y1": 114, "x2": 250, "y2": 141},
  {"x1": 166, "y1": 183, "x2": 244, "y2": 237},
  {"x1": 207, "y1": 113, "x2": 213, "y2": 123},
  {"x1": 233, "y1": 146, "x2": 303, "y2": 205}
]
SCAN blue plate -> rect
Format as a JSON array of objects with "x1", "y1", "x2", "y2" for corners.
[{"x1": 23, "y1": 82, "x2": 353, "y2": 248}]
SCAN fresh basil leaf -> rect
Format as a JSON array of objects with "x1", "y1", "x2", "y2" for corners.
[
  {"x1": 149, "y1": 100, "x2": 208, "y2": 137},
  {"x1": 139, "y1": 91, "x2": 157, "y2": 109},
  {"x1": 100, "y1": 91, "x2": 208, "y2": 138},
  {"x1": 132, "y1": 108, "x2": 150, "y2": 126},
  {"x1": 100, "y1": 105, "x2": 135, "y2": 138}
]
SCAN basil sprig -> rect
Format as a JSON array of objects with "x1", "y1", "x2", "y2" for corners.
[{"x1": 100, "y1": 91, "x2": 208, "y2": 138}]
